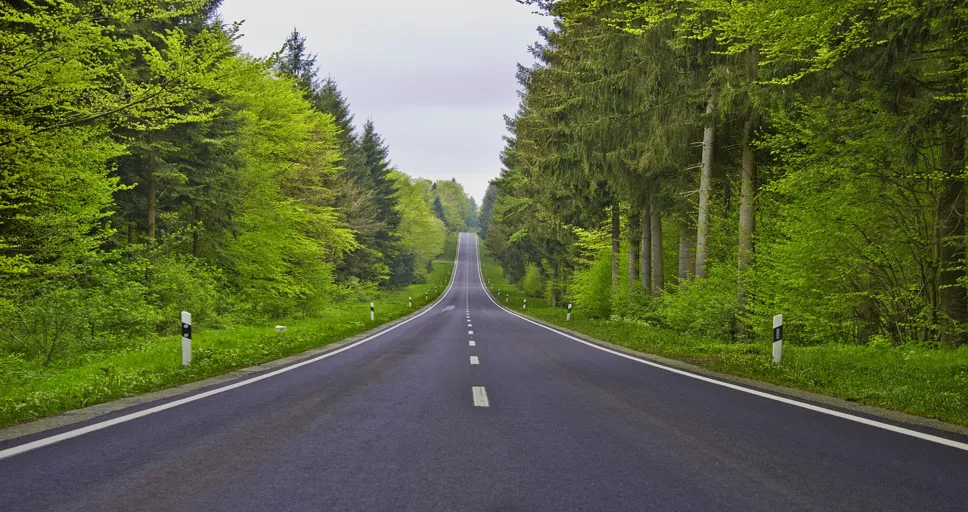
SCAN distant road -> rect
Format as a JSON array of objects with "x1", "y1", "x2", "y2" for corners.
[{"x1": 1, "y1": 233, "x2": 966, "y2": 511}]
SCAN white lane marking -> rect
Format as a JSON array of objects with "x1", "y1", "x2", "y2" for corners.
[
  {"x1": 470, "y1": 356, "x2": 479, "y2": 365},
  {"x1": 0, "y1": 236, "x2": 469, "y2": 462},
  {"x1": 468, "y1": 324, "x2": 472, "y2": 327},
  {"x1": 469, "y1": 234, "x2": 968, "y2": 452},
  {"x1": 469, "y1": 340, "x2": 476, "y2": 346},
  {"x1": 468, "y1": 330, "x2": 474, "y2": 335},
  {"x1": 472, "y1": 386, "x2": 489, "y2": 407}
]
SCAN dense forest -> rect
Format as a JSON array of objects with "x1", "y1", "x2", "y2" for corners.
[
  {"x1": 0, "y1": 1, "x2": 477, "y2": 366},
  {"x1": 482, "y1": 0, "x2": 968, "y2": 347}
]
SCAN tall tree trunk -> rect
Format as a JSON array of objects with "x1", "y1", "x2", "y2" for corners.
[
  {"x1": 938, "y1": 122, "x2": 967, "y2": 346},
  {"x1": 738, "y1": 108, "x2": 758, "y2": 312},
  {"x1": 629, "y1": 207, "x2": 640, "y2": 290},
  {"x1": 146, "y1": 144, "x2": 158, "y2": 243},
  {"x1": 696, "y1": 90, "x2": 718, "y2": 279},
  {"x1": 640, "y1": 198, "x2": 652, "y2": 291},
  {"x1": 678, "y1": 219, "x2": 694, "y2": 283},
  {"x1": 651, "y1": 199, "x2": 664, "y2": 292},
  {"x1": 611, "y1": 201, "x2": 620, "y2": 288},
  {"x1": 192, "y1": 205, "x2": 200, "y2": 257},
  {"x1": 550, "y1": 261, "x2": 559, "y2": 308}
]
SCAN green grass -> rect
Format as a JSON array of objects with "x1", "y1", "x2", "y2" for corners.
[
  {"x1": 479, "y1": 245, "x2": 968, "y2": 426},
  {"x1": 0, "y1": 246, "x2": 456, "y2": 428}
]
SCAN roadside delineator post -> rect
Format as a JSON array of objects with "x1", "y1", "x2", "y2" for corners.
[
  {"x1": 181, "y1": 311, "x2": 192, "y2": 366},
  {"x1": 370, "y1": 302, "x2": 375, "y2": 322},
  {"x1": 505, "y1": 296, "x2": 508, "y2": 304},
  {"x1": 773, "y1": 314, "x2": 783, "y2": 364},
  {"x1": 409, "y1": 296, "x2": 412, "y2": 308},
  {"x1": 567, "y1": 303, "x2": 572, "y2": 321},
  {"x1": 523, "y1": 298, "x2": 527, "y2": 310}
]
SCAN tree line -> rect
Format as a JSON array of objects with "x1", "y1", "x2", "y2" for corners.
[
  {"x1": 0, "y1": 1, "x2": 476, "y2": 364},
  {"x1": 480, "y1": 0, "x2": 968, "y2": 346}
]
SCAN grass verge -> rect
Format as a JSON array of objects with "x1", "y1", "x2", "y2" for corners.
[
  {"x1": 0, "y1": 243, "x2": 457, "y2": 429},
  {"x1": 479, "y1": 245, "x2": 968, "y2": 426}
]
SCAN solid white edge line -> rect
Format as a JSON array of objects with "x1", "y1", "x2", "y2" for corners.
[
  {"x1": 470, "y1": 233, "x2": 968, "y2": 452},
  {"x1": 0, "y1": 234, "x2": 468, "y2": 461}
]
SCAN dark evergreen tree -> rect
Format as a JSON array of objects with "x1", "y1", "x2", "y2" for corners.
[
  {"x1": 478, "y1": 183, "x2": 498, "y2": 238},
  {"x1": 433, "y1": 196, "x2": 446, "y2": 223},
  {"x1": 314, "y1": 78, "x2": 356, "y2": 153},
  {"x1": 276, "y1": 28, "x2": 318, "y2": 99}
]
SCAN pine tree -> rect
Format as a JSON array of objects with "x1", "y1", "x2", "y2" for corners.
[
  {"x1": 276, "y1": 28, "x2": 319, "y2": 99},
  {"x1": 313, "y1": 78, "x2": 356, "y2": 153},
  {"x1": 433, "y1": 197, "x2": 446, "y2": 223}
]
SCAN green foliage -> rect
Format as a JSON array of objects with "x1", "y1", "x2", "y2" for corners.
[
  {"x1": 0, "y1": 6, "x2": 474, "y2": 378},
  {"x1": 488, "y1": 0, "x2": 968, "y2": 350},
  {"x1": 521, "y1": 263, "x2": 545, "y2": 297},
  {"x1": 657, "y1": 264, "x2": 738, "y2": 340},
  {"x1": 569, "y1": 249, "x2": 613, "y2": 318},
  {"x1": 390, "y1": 171, "x2": 447, "y2": 281}
]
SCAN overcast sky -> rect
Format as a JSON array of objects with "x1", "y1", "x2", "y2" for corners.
[{"x1": 217, "y1": 0, "x2": 546, "y2": 203}]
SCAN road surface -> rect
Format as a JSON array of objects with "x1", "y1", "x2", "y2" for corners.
[{"x1": 1, "y1": 233, "x2": 966, "y2": 511}]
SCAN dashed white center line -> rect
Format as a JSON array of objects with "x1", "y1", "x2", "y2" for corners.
[
  {"x1": 468, "y1": 330, "x2": 474, "y2": 335},
  {"x1": 469, "y1": 340, "x2": 476, "y2": 346},
  {"x1": 468, "y1": 323, "x2": 472, "y2": 327},
  {"x1": 472, "y1": 386, "x2": 489, "y2": 407},
  {"x1": 470, "y1": 356, "x2": 479, "y2": 365}
]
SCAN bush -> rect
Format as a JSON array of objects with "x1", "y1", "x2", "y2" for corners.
[
  {"x1": 0, "y1": 287, "x2": 85, "y2": 365},
  {"x1": 656, "y1": 263, "x2": 738, "y2": 339},
  {"x1": 570, "y1": 249, "x2": 613, "y2": 319},
  {"x1": 521, "y1": 263, "x2": 545, "y2": 298},
  {"x1": 144, "y1": 254, "x2": 226, "y2": 332}
]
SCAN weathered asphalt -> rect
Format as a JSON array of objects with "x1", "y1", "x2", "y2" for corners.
[{"x1": 1, "y1": 233, "x2": 966, "y2": 511}]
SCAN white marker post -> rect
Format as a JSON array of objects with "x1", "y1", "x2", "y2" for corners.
[
  {"x1": 425, "y1": 292, "x2": 428, "y2": 301},
  {"x1": 505, "y1": 296, "x2": 508, "y2": 304},
  {"x1": 567, "y1": 303, "x2": 572, "y2": 321},
  {"x1": 523, "y1": 298, "x2": 527, "y2": 310},
  {"x1": 181, "y1": 311, "x2": 192, "y2": 366},
  {"x1": 773, "y1": 314, "x2": 783, "y2": 364},
  {"x1": 409, "y1": 296, "x2": 412, "y2": 308},
  {"x1": 370, "y1": 302, "x2": 375, "y2": 322}
]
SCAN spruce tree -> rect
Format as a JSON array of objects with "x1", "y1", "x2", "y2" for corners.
[{"x1": 276, "y1": 28, "x2": 319, "y2": 99}]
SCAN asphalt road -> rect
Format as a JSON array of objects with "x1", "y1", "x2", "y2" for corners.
[{"x1": 1, "y1": 233, "x2": 967, "y2": 511}]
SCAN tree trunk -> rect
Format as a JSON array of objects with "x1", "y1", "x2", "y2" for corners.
[
  {"x1": 550, "y1": 261, "x2": 559, "y2": 307},
  {"x1": 146, "y1": 144, "x2": 158, "y2": 243},
  {"x1": 696, "y1": 89, "x2": 718, "y2": 279},
  {"x1": 640, "y1": 198, "x2": 652, "y2": 292},
  {"x1": 651, "y1": 199, "x2": 664, "y2": 292},
  {"x1": 678, "y1": 219, "x2": 694, "y2": 283},
  {"x1": 938, "y1": 123, "x2": 967, "y2": 346},
  {"x1": 611, "y1": 201, "x2": 620, "y2": 288},
  {"x1": 629, "y1": 207, "x2": 640, "y2": 290},
  {"x1": 192, "y1": 205, "x2": 200, "y2": 257},
  {"x1": 738, "y1": 108, "x2": 758, "y2": 311}
]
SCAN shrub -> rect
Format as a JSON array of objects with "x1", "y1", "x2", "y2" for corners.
[
  {"x1": 521, "y1": 263, "x2": 545, "y2": 298},
  {"x1": 0, "y1": 287, "x2": 85, "y2": 365},
  {"x1": 656, "y1": 263, "x2": 738, "y2": 339},
  {"x1": 570, "y1": 248, "x2": 613, "y2": 319}
]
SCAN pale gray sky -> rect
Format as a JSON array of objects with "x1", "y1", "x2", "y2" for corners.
[{"x1": 217, "y1": 0, "x2": 545, "y2": 203}]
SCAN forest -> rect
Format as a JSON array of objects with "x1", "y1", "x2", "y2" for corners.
[
  {"x1": 482, "y1": 0, "x2": 968, "y2": 349},
  {"x1": 0, "y1": 0, "x2": 476, "y2": 423}
]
